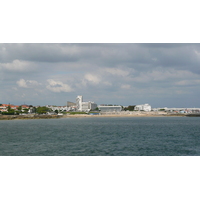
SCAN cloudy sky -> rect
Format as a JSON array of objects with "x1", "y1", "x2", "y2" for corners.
[{"x1": 1, "y1": 43, "x2": 200, "y2": 108}]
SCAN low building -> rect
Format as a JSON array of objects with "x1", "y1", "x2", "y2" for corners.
[
  {"x1": 0, "y1": 104, "x2": 20, "y2": 112},
  {"x1": 98, "y1": 105, "x2": 122, "y2": 112},
  {"x1": 46, "y1": 105, "x2": 68, "y2": 112},
  {"x1": 154, "y1": 107, "x2": 200, "y2": 113},
  {"x1": 0, "y1": 105, "x2": 7, "y2": 112},
  {"x1": 134, "y1": 104, "x2": 151, "y2": 111}
]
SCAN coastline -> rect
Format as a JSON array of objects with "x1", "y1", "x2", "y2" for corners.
[
  {"x1": 0, "y1": 114, "x2": 62, "y2": 120},
  {"x1": 0, "y1": 112, "x2": 187, "y2": 120},
  {"x1": 62, "y1": 114, "x2": 186, "y2": 118}
]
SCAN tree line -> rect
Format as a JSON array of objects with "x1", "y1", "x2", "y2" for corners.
[{"x1": 0, "y1": 105, "x2": 52, "y2": 115}]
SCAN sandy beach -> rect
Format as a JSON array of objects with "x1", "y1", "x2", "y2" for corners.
[{"x1": 62, "y1": 111, "x2": 186, "y2": 118}]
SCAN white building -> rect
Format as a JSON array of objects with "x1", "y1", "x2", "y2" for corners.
[
  {"x1": 76, "y1": 96, "x2": 97, "y2": 111},
  {"x1": 152, "y1": 107, "x2": 200, "y2": 113},
  {"x1": 76, "y1": 96, "x2": 83, "y2": 111},
  {"x1": 89, "y1": 101, "x2": 97, "y2": 110},
  {"x1": 82, "y1": 102, "x2": 90, "y2": 112},
  {"x1": 134, "y1": 104, "x2": 151, "y2": 112},
  {"x1": 46, "y1": 105, "x2": 68, "y2": 112},
  {"x1": 98, "y1": 105, "x2": 122, "y2": 112}
]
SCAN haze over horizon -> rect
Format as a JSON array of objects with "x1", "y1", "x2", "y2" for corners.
[{"x1": 1, "y1": 43, "x2": 200, "y2": 108}]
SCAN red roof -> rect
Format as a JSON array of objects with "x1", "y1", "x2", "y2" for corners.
[{"x1": 2, "y1": 104, "x2": 9, "y2": 107}]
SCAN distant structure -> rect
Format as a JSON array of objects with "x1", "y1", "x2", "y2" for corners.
[
  {"x1": 134, "y1": 104, "x2": 151, "y2": 111},
  {"x1": 67, "y1": 101, "x2": 76, "y2": 107},
  {"x1": 98, "y1": 105, "x2": 122, "y2": 112},
  {"x1": 152, "y1": 107, "x2": 200, "y2": 113},
  {"x1": 76, "y1": 95, "x2": 97, "y2": 112},
  {"x1": 46, "y1": 105, "x2": 68, "y2": 112},
  {"x1": 76, "y1": 96, "x2": 83, "y2": 111}
]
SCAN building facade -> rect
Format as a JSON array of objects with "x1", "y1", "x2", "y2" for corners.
[
  {"x1": 134, "y1": 104, "x2": 151, "y2": 111},
  {"x1": 98, "y1": 105, "x2": 122, "y2": 112},
  {"x1": 76, "y1": 95, "x2": 97, "y2": 111},
  {"x1": 76, "y1": 95, "x2": 83, "y2": 111},
  {"x1": 82, "y1": 102, "x2": 89, "y2": 111},
  {"x1": 89, "y1": 101, "x2": 98, "y2": 110}
]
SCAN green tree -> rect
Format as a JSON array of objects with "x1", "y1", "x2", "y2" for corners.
[
  {"x1": 7, "y1": 105, "x2": 12, "y2": 112},
  {"x1": 32, "y1": 107, "x2": 37, "y2": 113},
  {"x1": 3, "y1": 105, "x2": 15, "y2": 115},
  {"x1": 124, "y1": 105, "x2": 136, "y2": 111},
  {"x1": 23, "y1": 108, "x2": 29, "y2": 114},
  {"x1": 17, "y1": 106, "x2": 22, "y2": 112},
  {"x1": 36, "y1": 106, "x2": 50, "y2": 114}
]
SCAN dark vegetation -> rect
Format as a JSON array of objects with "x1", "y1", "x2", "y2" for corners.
[{"x1": 124, "y1": 105, "x2": 136, "y2": 111}]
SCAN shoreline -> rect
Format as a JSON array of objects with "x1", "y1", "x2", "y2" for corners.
[
  {"x1": 0, "y1": 114, "x2": 62, "y2": 120},
  {"x1": 0, "y1": 112, "x2": 187, "y2": 120}
]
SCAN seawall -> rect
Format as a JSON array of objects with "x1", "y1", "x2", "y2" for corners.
[{"x1": 0, "y1": 114, "x2": 62, "y2": 120}]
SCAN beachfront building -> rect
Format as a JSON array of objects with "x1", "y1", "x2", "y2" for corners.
[
  {"x1": 46, "y1": 105, "x2": 68, "y2": 112},
  {"x1": 134, "y1": 104, "x2": 151, "y2": 111},
  {"x1": 89, "y1": 101, "x2": 98, "y2": 110},
  {"x1": 82, "y1": 102, "x2": 90, "y2": 112},
  {"x1": 98, "y1": 105, "x2": 122, "y2": 112},
  {"x1": 76, "y1": 95, "x2": 83, "y2": 111},
  {"x1": 153, "y1": 107, "x2": 200, "y2": 113},
  {"x1": 76, "y1": 95, "x2": 97, "y2": 111}
]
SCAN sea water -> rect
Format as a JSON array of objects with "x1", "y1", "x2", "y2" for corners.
[{"x1": 0, "y1": 117, "x2": 200, "y2": 156}]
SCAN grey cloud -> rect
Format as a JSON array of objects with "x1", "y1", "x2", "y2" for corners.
[
  {"x1": 16, "y1": 79, "x2": 41, "y2": 88},
  {"x1": 1, "y1": 43, "x2": 200, "y2": 107},
  {"x1": 46, "y1": 79, "x2": 73, "y2": 93},
  {"x1": 0, "y1": 44, "x2": 80, "y2": 63},
  {"x1": 1, "y1": 43, "x2": 199, "y2": 72}
]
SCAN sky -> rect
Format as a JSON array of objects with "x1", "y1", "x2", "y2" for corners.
[{"x1": 1, "y1": 43, "x2": 200, "y2": 108}]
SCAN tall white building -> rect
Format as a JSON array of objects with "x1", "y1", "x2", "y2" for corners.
[
  {"x1": 76, "y1": 95, "x2": 83, "y2": 111},
  {"x1": 76, "y1": 95, "x2": 97, "y2": 111}
]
